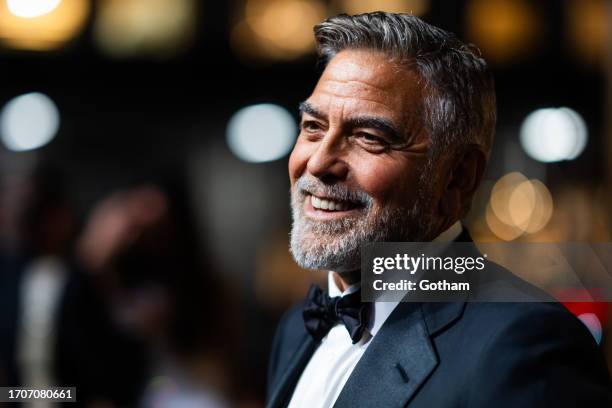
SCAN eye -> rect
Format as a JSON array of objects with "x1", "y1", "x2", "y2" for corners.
[
  {"x1": 301, "y1": 120, "x2": 323, "y2": 133},
  {"x1": 356, "y1": 132, "x2": 387, "y2": 145},
  {"x1": 352, "y1": 132, "x2": 391, "y2": 153}
]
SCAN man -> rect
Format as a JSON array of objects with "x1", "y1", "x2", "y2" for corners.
[{"x1": 267, "y1": 12, "x2": 611, "y2": 408}]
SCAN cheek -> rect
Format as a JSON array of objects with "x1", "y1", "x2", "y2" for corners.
[{"x1": 351, "y1": 156, "x2": 422, "y2": 205}]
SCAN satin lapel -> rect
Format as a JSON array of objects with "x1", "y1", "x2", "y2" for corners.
[
  {"x1": 333, "y1": 302, "x2": 438, "y2": 408},
  {"x1": 267, "y1": 333, "x2": 318, "y2": 408}
]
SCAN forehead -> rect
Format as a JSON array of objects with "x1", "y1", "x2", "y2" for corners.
[{"x1": 308, "y1": 49, "x2": 423, "y2": 122}]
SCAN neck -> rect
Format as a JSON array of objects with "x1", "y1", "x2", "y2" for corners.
[{"x1": 332, "y1": 270, "x2": 360, "y2": 292}]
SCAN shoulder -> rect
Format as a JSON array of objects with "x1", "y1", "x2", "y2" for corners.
[
  {"x1": 461, "y1": 261, "x2": 602, "y2": 352},
  {"x1": 461, "y1": 300, "x2": 593, "y2": 344},
  {"x1": 456, "y1": 300, "x2": 602, "y2": 358},
  {"x1": 267, "y1": 301, "x2": 309, "y2": 397},
  {"x1": 456, "y1": 301, "x2": 611, "y2": 406}
]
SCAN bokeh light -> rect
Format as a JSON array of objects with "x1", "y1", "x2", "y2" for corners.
[
  {"x1": 522, "y1": 180, "x2": 553, "y2": 234},
  {"x1": 566, "y1": 0, "x2": 609, "y2": 66},
  {"x1": 490, "y1": 172, "x2": 528, "y2": 227},
  {"x1": 485, "y1": 202, "x2": 524, "y2": 241},
  {"x1": 520, "y1": 107, "x2": 587, "y2": 163},
  {"x1": 226, "y1": 104, "x2": 297, "y2": 163},
  {"x1": 465, "y1": 0, "x2": 540, "y2": 64},
  {"x1": 232, "y1": 0, "x2": 326, "y2": 62},
  {"x1": 0, "y1": 92, "x2": 60, "y2": 152},
  {"x1": 577, "y1": 312, "x2": 603, "y2": 344},
  {"x1": 508, "y1": 179, "x2": 536, "y2": 227},
  {"x1": 93, "y1": 0, "x2": 197, "y2": 58},
  {"x1": 333, "y1": 0, "x2": 429, "y2": 15},
  {"x1": 7, "y1": 0, "x2": 61, "y2": 18},
  {"x1": 0, "y1": 0, "x2": 89, "y2": 51},
  {"x1": 486, "y1": 172, "x2": 554, "y2": 240}
]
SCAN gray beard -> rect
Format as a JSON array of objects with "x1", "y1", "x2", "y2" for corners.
[{"x1": 289, "y1": 169, "x2": 437, "y2": 272}]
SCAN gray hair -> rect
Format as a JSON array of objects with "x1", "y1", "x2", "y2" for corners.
[{"x1": 314, "y1": 12, "x2": 496, "y2": 158}]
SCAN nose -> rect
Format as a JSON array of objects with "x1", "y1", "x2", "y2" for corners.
[{"x1": 306, "y1": 132, "x2": 348, "y2": 182}]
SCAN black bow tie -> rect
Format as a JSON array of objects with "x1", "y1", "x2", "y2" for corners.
[{"x1": 303, "y1": 284, "x2": 371, "y2": 344}]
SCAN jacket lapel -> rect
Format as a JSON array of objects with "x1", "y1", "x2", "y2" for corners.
[
  {"x1": 267, "y1": 332, "x2": 318, "y2": 408},
  {"x1": 333, "y1": 300, "x2": 466, "y2": 407}
]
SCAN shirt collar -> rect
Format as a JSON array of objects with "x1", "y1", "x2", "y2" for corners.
[
  {"x1": 327, "y1": 221, "x2": 464, "y2": 338},
  {"x1": 433, "y1": 220, "x2": 463, "y2": 243},
  {"x1": 327, "y1": 272, "x2": 359, "y2": 298}
]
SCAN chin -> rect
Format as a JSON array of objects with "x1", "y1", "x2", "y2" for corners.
[{"x1": 290, "y1": 237, "x2": 360, "y2": 272}]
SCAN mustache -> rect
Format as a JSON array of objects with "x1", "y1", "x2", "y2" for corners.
[{"x1": 293, "y1": 176, "x2": 373, "y2": 207}]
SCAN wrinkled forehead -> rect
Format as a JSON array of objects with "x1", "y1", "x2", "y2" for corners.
[{"x1": 309, "y1": 49, "x2": 423, "y2": 123}]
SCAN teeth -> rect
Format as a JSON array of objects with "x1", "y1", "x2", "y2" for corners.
[{"x1": 310, "y1": 195, "x2": 349, "y2": 211}]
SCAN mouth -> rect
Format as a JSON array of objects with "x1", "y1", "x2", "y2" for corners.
[{"x1": 303, "y1": 192, "x2": 363, "y2": 220}]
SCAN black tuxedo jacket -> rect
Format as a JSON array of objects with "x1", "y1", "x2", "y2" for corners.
[{"x1": 267, "y1": 232, "x2": 612, "y2": 407}]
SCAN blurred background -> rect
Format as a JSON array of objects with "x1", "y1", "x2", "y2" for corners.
[{"x1": 0, "y1": 0, "x2": 610, "y2": 406}]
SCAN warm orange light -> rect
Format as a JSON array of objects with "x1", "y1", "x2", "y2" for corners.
[
  {"x1": 93, "y1": 0, "x2": 197, "y2": 58},
  {"x1": 465, "y1": 0, "x2": 540, "y2": 64},
  {"x1": 0, "y1": 0, "x2": 90, "y2": 51},
  {"x1": 485, "y1": 202, "x2": 523, "y2": 241},
  {"x1": 490, "y1": 172, "x2": 527, "y2": 226},
  {"x1": 333, "y1": 0, "x2": 429, "y2": 16},
  {"x1": 233, "y1": 0, "x2": 326, "y2": 62},
  {"x1": 487, "y1": 172, "x2": 554, "y2": 240},
  {"x1": 523, "y1": 180, "x2": 553, "y2": 234},
  {"x1": 508, "y1": 179, "x2": 536, "y2": 227},
  {"x1": 566, "y1": 0, "x2": 609, "y2": 66}
]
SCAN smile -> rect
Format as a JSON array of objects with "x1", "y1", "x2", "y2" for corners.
[
  {"x1": 304, "y1": 193, "x2": 362, "y2": 219},
  {"x1": 311, "y1": 195, "x2": 352, "y2": 211}
]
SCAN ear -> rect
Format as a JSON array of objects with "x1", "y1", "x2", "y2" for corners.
[{"x1": 439, "y1": 146, "x2": 487, "y2": 219}]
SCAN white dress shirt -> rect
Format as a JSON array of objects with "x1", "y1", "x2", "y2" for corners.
[{"x1": 288, "y1": 221, "x2": 463, "y2": 408}]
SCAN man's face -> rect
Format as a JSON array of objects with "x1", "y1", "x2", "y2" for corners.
[{"x1": 289, "y1": 49, "x2": 445, "y2": 272}]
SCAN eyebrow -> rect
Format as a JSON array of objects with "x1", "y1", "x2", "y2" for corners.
[
  {"x1": 298, "y1": 101, "x2": 324, "y2": 120},
  {"x1": 298, "y1": 101, "x2": 404, "y2": 143}
]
